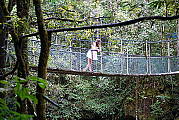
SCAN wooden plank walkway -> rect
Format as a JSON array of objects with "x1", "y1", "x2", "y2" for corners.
[{"x1": 30, "y1": 66, "x2": 179, "y2": 77}]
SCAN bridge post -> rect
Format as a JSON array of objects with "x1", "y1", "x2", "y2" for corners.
[
  {"x1": 146, "y1": 41, "x2": 149, "y2": 74},
  {"x1": 79, "y1": 37, "x2": 82, "y2": 71},
  {"x1": 126, "y1": 46, "x2": 129, "y2": 74},
  {"x1": 167, "y1": 40, "x2": 171, "y2": 72}
]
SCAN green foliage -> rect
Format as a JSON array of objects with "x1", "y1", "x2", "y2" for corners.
[
  {"x1": 0, "y1": 98, "x2": 33, "y2": 120},
  {"x1": 13, "y1": 76, "x2": 47, "y2": 105},
  {"x1": 46, "y1": 74, "x2": 178, "y2": 120},
  {"x1": 46, "y1": 75, "x2": 133, "y2": 119},
  {"x1": 14, "y1": 79, "x2": 38, "y2": 105},
  {"x1": 27, "y1": 76, "x2": 48, "y2": 89},
  {"x1": 150, "y1": 100, "x2": 164, "y2": 116},
  {"x1": 0, "y1": 80, "x2": 9, "y2": 85},
  {"x1": 0, "y1": 75, "x2": 48, "y2": 119},
  {"x1": 149, "y1": 0, "x2": 177, "y2": 16},
  {"x1": 149, "y1": 0, "x2": 166, "y2": 9},
  {"x1": 10, "y1": 16, "x2": 31, "y2": 35}
]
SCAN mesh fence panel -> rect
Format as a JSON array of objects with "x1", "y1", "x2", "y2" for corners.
[{"x1": 27, "y1": 32, "x2": 179, "y2": 75}]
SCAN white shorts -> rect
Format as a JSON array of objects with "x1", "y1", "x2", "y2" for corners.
[{"x1": 86, "y1": 49, "x2": 98, "y2": 60}]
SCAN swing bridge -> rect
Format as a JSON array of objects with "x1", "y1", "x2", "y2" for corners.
[
  {"x1": 26, "y1": 28, "x2": 179, "y2": 76},
  {"x1": 3, "y1": 16, "x2": 179, "y2": 77}
]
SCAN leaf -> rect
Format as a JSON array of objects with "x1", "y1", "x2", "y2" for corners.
[
  {"x1": 156, "y1": 95, "x2": 171, "y2": 100},
  {"x1": 149, "y1": 0, "x2": 165, "y2": 9},
  {"x1": 0, "y1": 80, "x2": 9, "y2": 85},
  {"x1": 38, "y1": 82, "x2": 46, "y2": 89},
  {"x1": 28, "y1": 76, "x2": 47, "y2": 85},
  {"x1": 19, "y1": 78, "x2": 28, "y2": 83},
  {"x1": 15, "y1": 101, "x2": 21, "y2": 108},
  {"x1": 27, "y1": 96, "x2": 38, "y2": 104},
  {"x1": 27, "y1": 76, "x2": 38, "y2": 81}
]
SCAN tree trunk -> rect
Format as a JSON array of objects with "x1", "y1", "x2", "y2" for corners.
[
  {"x1": 0, "y1": 19, "x2": 6, "y2": 99},
  {"x1": 10, "y1": 28, "x2": 29, "y2": 114},
  {"x1": 16, "y1": 0, "x2": 29, "y2": 78},
  {"x1": 33, "y1": 0, "x2": 51, "y2": 119},
  {"x1": 0, "y1": 0, "x2": 9, "y2": 98},
  {"x1": 0, "y1": 24, "x2": 6, "y2": 80},
  {"x1": 15, "y1": 0, "x2": 31, "y2": 114}
]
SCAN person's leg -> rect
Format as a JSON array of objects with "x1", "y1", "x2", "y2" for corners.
[
  {"x1": 83, "y1": 58, "x2": 90, "y2": 71},
  {"x1": 83, "y1": 58, "x2": 93, "y2": 72},
  {"x1": 88, "y1": 58, "x2": 93, "y2": 72}
]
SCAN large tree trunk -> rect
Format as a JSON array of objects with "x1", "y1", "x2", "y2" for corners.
[
  {"x1": 33, "y1": 0, "x2": 51, "y2": 119},
  {"x1": 0, "y1": 17, "x2": 6, "y2": 98},
  {"x1": 14, "y1": 0, "x2": 30, "y2": 114},
  {"x1": 0, "y1": 23, "x2": 6, "y2": 81},
  {"x1": 0, "y1": 0, "x2": 9, "y2": 98},
  {"x1": 16, "y1": 0, "x2": 30, "y2": 78}
]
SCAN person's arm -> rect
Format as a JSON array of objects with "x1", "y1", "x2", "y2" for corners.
[
  {"x1": 91, "y1": 42, "x2": 96, "y2": 49},
  {"x1": 98, "y1": 41, "x2": 102, "y2": 52}
]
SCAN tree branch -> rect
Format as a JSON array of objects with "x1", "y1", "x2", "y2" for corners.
[
  {"x1": 21, "y1": 15, "x2": 179, "y2": 38},
  {"x1": 43, "y1": 95, "x2": 61, "y2": 108}
]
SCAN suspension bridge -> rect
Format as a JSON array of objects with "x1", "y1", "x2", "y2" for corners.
[{"x1": 27, "y1": 30, "x2": 179, "y2": 76}]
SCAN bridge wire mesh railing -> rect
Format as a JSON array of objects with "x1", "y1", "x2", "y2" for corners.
[{"x1": 27, "y1": 28, "x2": 179, "y2": 75}]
